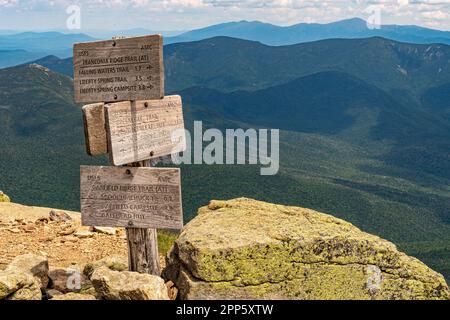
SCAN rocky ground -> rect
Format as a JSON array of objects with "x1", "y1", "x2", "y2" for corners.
[
  {"x1": 0, "y1": 200, "x2": 177, "y2": 300},
  {"x1": 2, "y1": 195, "x2": 450, "y2": 300},
  {"x1": 0, "y1": 201, "x2": 130, "y2": 270},
  {"x1": 0, "y1": 253, "x2": 177, "y2": 300}
]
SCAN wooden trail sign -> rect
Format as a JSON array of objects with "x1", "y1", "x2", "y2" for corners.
[
  {"x1": 73, "y1": 35, "x2": 164, "y2": 103},
  {"x1": 105, "y1": 95, "x2": 185, "y2": 165},
  {"x1": 82, "y1": 102, "x2": 106, "y2": 156},
  {"x1": 76, "y1": 34, "x2": 183, "y2": 276},
  {"x1": 80, "y1": 165, "x2": 183, "y2": 229},
  {"x1": 81, "y1": 96, "x2": 185, "y2": 161}
]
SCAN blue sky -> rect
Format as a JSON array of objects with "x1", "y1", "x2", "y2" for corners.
[{"x1": 0, "y1": 0, "x2": 449, "y2": 32}]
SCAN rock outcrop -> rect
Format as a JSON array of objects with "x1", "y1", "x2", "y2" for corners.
[
  {"x1": 91, "y1": 267, "x2": 169, "y2": 300},
  {"x1": 83, "y1": 255, "x2": 128, "y2": 278},
  {"x1": 1, "y1": 253, "x2": 170, "y2": 300},
  {"x1": 0, "y1": 254, "x2": 49, "y2": 300},
  {"x1": 164, "y1": 198, "x2": 450, "y2": 300},
  {"x1": 0, "y1": 191, "x2": 10, "y2": 202},
  {"x1": 48, "y1": 267, "x2": 91, "y2": 293}
]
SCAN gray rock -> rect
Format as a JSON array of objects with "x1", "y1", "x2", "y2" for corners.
[
  {"x1": 83, "y1": 255, "x2": 128, "y2": 278},
  {"x1": 91, "y1": 226, "x2": 117, "y2": 235},
  {"x1": 49, "y1": 210, "x2": 72, "y2": 222},
  {"x1": 6, "y1": 254, "x2": 49, "y2": 289},
  {"x1": 0, "y1": 270, "x2": 38, "y2": 300},
  {"x1": 0, "y1": 254, "x2": 49, "y2": 300},
  {"x1": 91, "y1": 266, "x2": 169, "y2": 300},
  {"x1": 49, "y1": 267, "x2": 91, "y2": 293}
]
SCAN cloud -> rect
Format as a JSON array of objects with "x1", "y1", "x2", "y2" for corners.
[
  {"x1": 0, "y1": 0, "x2": 19, "y2": 6},
  {"x1": 0, "y1": 0, "x2": 449, "y2": 31},
  {"x1": 422, "y1": 10, "x2": 449, "y2": 19}
]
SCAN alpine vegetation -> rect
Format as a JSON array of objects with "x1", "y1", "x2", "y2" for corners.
[{"x1": 171, "y1": 121, "x2": 279, "y2": 176}]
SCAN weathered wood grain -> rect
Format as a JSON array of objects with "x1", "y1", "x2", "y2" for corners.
[
  {"x1": 81, "y1": 99, "x2": 180, "y2": 162},
  {"x1": 82, "y1": 102, "x2": 107, "y2": 156},
  {"x1": 105, "y1": 95, "x2": 186, "y2": 166},
  {"x1": 125, "y1": 160, "x2": 161, "y2": 275},
  {"x1": 80, "y1": 165, "x2": 183, "y2": 229},
  {"x1": 73, "y1": 35, "x2": 164, "y2": 103},
  {"x1": 127, "y1": 228, "x2": 160, "y2": 275}
]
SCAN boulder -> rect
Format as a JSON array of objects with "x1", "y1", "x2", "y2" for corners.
[
  {"x1": 49, "y1": 267, "x2": 91, "y2": 293},
  {"x1": 83, "y1": 255, "x2": 128, "y2": 278},
  {"x1": 0, "y1": 254, "x2": 49, "y2": 300},
  {"x1": 0, "y1": 270, "x2": 38, "y2": 300},
  {"x1": 164, "y1": 198, "x2": 450, "y2": 300},
  {"x1": 91, "y1": 266, "x2": 169, "y2": 300},
  {"x1": 6, "y1": 254, "x2": 49, "y2": 289},
  {"x1": 0, "y1": 191, "x2": 10, "y2": 203},
  {"x1": 51, "y1": 292, "x2": 96, "y2": 300}
]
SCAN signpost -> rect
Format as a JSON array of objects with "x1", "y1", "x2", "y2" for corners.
[
  {"x1": 74, "y1": 35, "x2": 164, "y2": 103},
  {"x1": 80, "y1": 165, "x2": 183, "y2": 229},
  {"x1": 74, "y1": 35, "x2": 184, "y2": 275},
  {"x1": 105, "y1": 95, "x2": 185, "y2": 165}
]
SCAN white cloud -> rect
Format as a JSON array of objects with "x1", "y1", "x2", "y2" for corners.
[
  {"x1": 0, "y1": 0, "x2": 449, "y2": 31},
  {"x1": 422, "y1": 10, "x2": 448, "y2": 20},
  {"x1": 0, "y1": 0, "x2": 18, "y2": 6}
]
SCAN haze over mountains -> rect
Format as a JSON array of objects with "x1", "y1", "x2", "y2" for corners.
[
  {"x1": 2, "y1": 17, "x2": 450, "y2": 68},
  {"x1": 166, "y1": 18, "x2": 450, "y2": 46},
  {"x1": 0, "y1": 32, "x2": 94, "y2": 68}
]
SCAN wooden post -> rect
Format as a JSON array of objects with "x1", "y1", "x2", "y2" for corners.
[
  {"x1": 122, "y1": 159, "x2": 161, "y2": 275},
  {"x1": 77, "y1": 35, "x2": 181, "y2": 277}
]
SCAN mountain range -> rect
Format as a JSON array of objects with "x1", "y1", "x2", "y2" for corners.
[
  {"x1": 2, "y1": 17, "x2": 450, "y2": 69},
  {"x1": 1, "y1": 36, "x2": 450, "y2": 280},
  {"x1": 0, "y1": 32, "x2": 94, "y2": 68},
  {"x1": 166, "y1": 18, "x2": 450, "y2": 46}
]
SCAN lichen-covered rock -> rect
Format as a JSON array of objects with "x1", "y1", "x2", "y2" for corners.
[
  {"x1": 91, "y1": 266, "x2": 169, "y2": 300},
  {"x1": 0, "y1": 191, "x2": 10, "y2": 203},
  {"x1": 7, "y1": 254, "x2": 49, "y2": 289},
  {"x1": 0, "y1": 254, "x2": 49, "y2": 300},
  {"x1": 0, "y1": 270, "x2": 37, "y2": 300},
  {"x1": 83, "y1": 255, "x2": 128, "y2": 278},
  {"x1": 51, "y1": 292, "x2": 96, "y2": 300},
  {"x1": 164, "y1": 198, "x2": 450, "y2": 300}
]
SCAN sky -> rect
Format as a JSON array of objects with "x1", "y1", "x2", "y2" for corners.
[{"x1": 0, "y1": 0, "x2": 449, "y2": 32}]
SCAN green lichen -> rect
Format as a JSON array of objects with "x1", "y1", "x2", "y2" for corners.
[
  {"x1": 0, "y1": 191, "x2": 10, "y2": 203},
  {"x1": 166, "y1": 198, "x2": 450, "y2": 300}
]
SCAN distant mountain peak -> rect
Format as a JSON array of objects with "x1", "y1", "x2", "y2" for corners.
[{"x1": 165, "y1": 17, "x2": 450, "y2": 46}]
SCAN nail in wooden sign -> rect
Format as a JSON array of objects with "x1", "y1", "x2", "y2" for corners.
[
  {"x1": 105, "y1": 95, "x2": 186, "y2": 166},
  {"x1": 80, "y1": 166, "x2": 183, "y2": 229},
  {"x1": 73, "y1": 35, "x2": 164, "y2": 103}
]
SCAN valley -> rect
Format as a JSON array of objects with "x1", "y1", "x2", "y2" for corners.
[{"x1": 0, "y1": 36, "x2": 449, "y2": 281}]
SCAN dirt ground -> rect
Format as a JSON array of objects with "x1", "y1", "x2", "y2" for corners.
[{"x1": 0, "y1": 202, "x2": 166, "y2": 270}]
